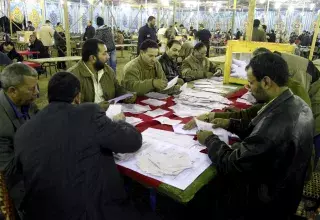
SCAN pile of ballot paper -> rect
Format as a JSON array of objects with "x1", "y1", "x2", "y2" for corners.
[
  {"x1": 171, "y1": 85, "x2": 232, "y2": 118},
  {"x1": 231, "y1": 59, "x2": 248, "y2": 79},
  {"x1": 236, "y1": 91, "x2": 256, "y2": 105}
]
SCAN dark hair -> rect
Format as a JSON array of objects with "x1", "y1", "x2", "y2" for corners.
[
  {"x1": 147, "y1": 16, "x2": 155, "y2": 22},
  {"x1": 3, "y1": 41, "x2": 14, "y2": 47},
  {"x1": 96, "y1": 16, "x2": 104, "y2": 26},
  {"x1": 246, "y1": 53, "x2": 289, "y2": 87},
  {"x1": 140, "y1": 39, "x2": 158, "y2": 51},
  {"x1": 179, "y1": 24, "x2": 184, "y2": 27},
  {"x1": 194, "y1": 42, "x2": 207, "y2": 51},
  {"x1": 190, "y1": 26, "x2": 193, "y2": 30},
  {"x1": 182, "y1": 35, "x2": 188, "y2": 39},
  {"x1": 253, "y1": 47, "x2": 272, "y2": 57},
  {"x1": 253, "y1": 19, "x2": 260, "y2": 28},
  {"x1": 262, "y1": 25, "x2": 267, "y2": 31},
  {"x1": 199, "y1": 24, "x2": 204, "y2": 28},
  {"x1": 167, "y1": 40, "x2": 181, "y2": 48},
  {"x1": 45, "y1": 20, "x2": 51, "y2": 24},
  {"x1": 27, "y1": 21, "x2": 32, "y2": 24},
  {"x1": 82, "y1": 38, "x2": 106, "y2": 62},
  {"x1": 57, "y1": 22, "x2": 61, "y2": 26},
  {"x1": 48, "y1": 72, "x2": 80, "y2": 103}
]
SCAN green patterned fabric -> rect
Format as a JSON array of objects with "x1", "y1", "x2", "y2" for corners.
[{"x1": 157, "y1": 166, "x2": 217, "y2": 203}]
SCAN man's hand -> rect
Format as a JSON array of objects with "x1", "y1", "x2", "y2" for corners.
[
  {"x1": 183, "y1": 113, "x2": 212, "y2": 130},
  {"x1": 197, "y1": 130, "x2": 213, "y2": 145},
  {"x1": 12, "y1": 59, "x2": 18, "y2": 63},
  {"x1": 99, "y1": 101, "x2": 110, "y2": 111},
  {"x1": 213, "y1": 69, "x2": 223, "y2": 77},
  {"x1": 153, "y1": 79, "x2": 168, "y2": 90},
  {"x1": 172, "y1": 85, "x2": 181, "y2": 95},
  {"x1": 212, "y1": 118, "x2": 230, "y2": 129},
  {"x1": 205, "y1": 72, "x2": 214, "y2": 78},
  {"x1": 123, "y1": 93, "x2": 137, "y2": 104},
  {"x1": 113, "y1": 113, "x2": 126, "y2": 122}
]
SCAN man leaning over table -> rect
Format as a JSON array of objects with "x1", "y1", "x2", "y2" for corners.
[
  {"x1": 68, "y1": 38, "x2": 136, "y2": 111},
  {"x1": 0, "y1": 63, "x2": 39, "y2": 218},
  {"x1": 122, "y1": 39, "x2": 181, "y2": 96},
  {"x1": 181, "y1": 42, "x2": 222, "y2": 82},
  {"x1": 197, "y1": 53, "x2": 313, "y2": 219}
]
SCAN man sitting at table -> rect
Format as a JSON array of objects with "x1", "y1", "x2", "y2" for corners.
[
  {"x1": 14, "y1": 72, "x2": 145, "y2": 220},
  {"x1": 68, "y1": 38, "x2": 136, "y2": 111},
  {"x1": 122, "y1": 39, "x2": 181, "y2": 96},
  {"x1": 179, "y1": 35, "x2": 193, "y2": 60},
  {"x1": 0, "y1": 63, "x2": 39, "y2": 217},
  {"x1": 29, "y1": 34, "x2": 50, "y2": 59},
  {"x1": 180, "y1": 42, "x2": 221, "y2": 82},
  {"x1": 0, "y1": 42, "x2": 23, "y2": 62},
  {"x1": 196, "y1": 52, "x2": 314, "y2": 219},
  {"x1": 158, "y1": 39, "x2": 184, "y2": 85}
]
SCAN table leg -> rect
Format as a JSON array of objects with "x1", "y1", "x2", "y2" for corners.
[{"x1": 149, "y1": 188, "x2": 157, "y2": 211}]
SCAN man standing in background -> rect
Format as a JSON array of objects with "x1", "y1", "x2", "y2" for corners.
[
  {"x1": 39, "y1": 20, "x2": 54, "y2": 50},
  {"x1": 83, "y1": 20, "x2": 95, "y2": 41},
  {"x1": 137, "y1": 16, "x2": 158, "y2": 55},
  {"x1": 195, "y1": 24, "x2": 211, "y2": 57}
]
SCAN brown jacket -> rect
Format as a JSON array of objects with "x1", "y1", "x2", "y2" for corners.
[
  {"x1": 252, "y1": 28, "x2": 267, "y2": 42},
  {"x1": 68, "y1": 61, "x2": 127, "y2": 103}
]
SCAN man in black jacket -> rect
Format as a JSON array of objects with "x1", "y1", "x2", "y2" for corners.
[
  {"x1": 158, "y1": 39, "x2": 184, "y2": 85},
  {"x1": 14, "y1": 72, "x2": 144, "y2": 220},
  {"x1": 197, "y1": 53, "x2": 314, "y2": 219},
  {"x1": 29, "y1": 34, "x2": 50, "y2": 58},
  {"x1": 195, "y1": 24, "x2": 211, "y2": 57},
  {"x1": 83, "y1": 20, "x2": 95, "y2": 41},
  {"x1": 137, "y1": 16, "x2": 158, "y2": 55}
]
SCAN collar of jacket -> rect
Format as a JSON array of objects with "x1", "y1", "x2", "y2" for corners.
[
  {"x1": 77, "y1": 60, "x2": 104, "y2": 78},
  {"x1": 162, "y1": 53, "x2": 172, "y2": 62},
  {"x1": 0, "y1": 90, "x2": 23, "y2": 129},
  {"x1": 138, "y1": 56, "x2": 155, "y2": 70},
  {"x1": 189, "y1": 53, "x2": 205, "y2": 64},
  {"x1": 251, "y1": 89, "x2": 293, "y2": 126}
]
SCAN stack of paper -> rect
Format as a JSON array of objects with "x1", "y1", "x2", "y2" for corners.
[
  {"x1": 238, "y1": 91, "x2": 256, "y2": 104},
  {"x1": 125, "y1": 117, "x2": 143, "y2": 126},
  {"x1": 145, "y1": 92, "x2": 169, "y2": 100},
  {"x1": 195, "y1": 118, "x2": 229, "y2": 144},
  {"x1": 169, "y1": 103, "x2": 209, "y2": 118},
  {"x1": 144, "y1": 109, "x2": 169, "y2": 118},
  {"x1": 115, "y1": 128, "x2": 212, "y2": 190},
  {"x1": 106, "y1": 104, "x2": 122, "y2": 119},
  {"x1": 231, "y1": 59, "x2": 248, "y2": 79},
  {"x1": 173, "y1": 124, "x2": 198, "y2": 135},
  {"x1": 154, "y1": 116, "x2": 181, "y2": 126},
  {"x1": 141, "y1": 99, "x2": 167, "y2": 106},
  {"x1": 120, "y1": 104, "x2": 151, "y2": 114}
]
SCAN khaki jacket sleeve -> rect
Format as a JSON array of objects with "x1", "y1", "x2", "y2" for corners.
[
  {"x1": 107, "y1": 67, "x2": 128, "y2": 97},
  {"x1": 122, "y1": 66, "x2": 155, "y2": 96},
  {"x1": 181, "y1": 60, "x2": 205, "y2": 82},
  {"x1": 309, "y1": 80, "x2": 320, "y2": 135}
]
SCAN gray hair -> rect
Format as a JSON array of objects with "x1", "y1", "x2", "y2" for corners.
[{"x1": 0, "y1": 63, "x2": 38, "y2": 91}]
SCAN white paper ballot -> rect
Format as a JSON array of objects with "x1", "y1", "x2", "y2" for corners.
[
  {"x1": 106, "y1": 104, "x2": 122, "y2": 119},
  {"x1": 173, "y1": 124, "x2": 198, "y2": 135},
  {"x1": 195, "y1": 118, "x2": 229, "y2": 144},
  {"x1": 141, "y1": 99, "x2": 167, "y2": 106},
  {"x1": 154, "y1": 117, "x2": 181, "y2": 126},
  {"x1": 125, "y1": 117, "x2": 143, "y2": 126},
  {"x1": 163, "y1": 76, "x2": 178, "y2": 90},
  {"x1": 108, "y1": 93, "x2": 133, "y2": 103},
  {"x1": 121, "y1": 104, "x2": 151, "y2": 114},
  {"x1": 144, "y1": 109, "x2": 169, "y2": 118},
  {"x1": 145, "y1": 92, "x2": 169, "y2": 100}
]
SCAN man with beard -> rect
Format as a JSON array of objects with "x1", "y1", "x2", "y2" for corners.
[
  {"x1": 123, "y1": 39, "x2": 180, "y2": 96},
  {"x1": 137, "y1": 16, "x2": 158, "y2": 55},
  {"x1": 197, "y1": 53, "x2": 314, "y2": 219},
  {"x1": 0, "y1": 63, "x2": 39, "y2": 218},
  {"x1": 158, "y1": 39, "x2": 184, "y2": 85},
  {"x1": 181, "y1": 42, "x2": 221, "y2": 82},
  {"x1": 68, "y1": 39, "x2": 136, "y2": 111}
]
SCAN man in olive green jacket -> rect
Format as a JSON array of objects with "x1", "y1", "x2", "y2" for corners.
[
  {"x1": 68, "y1": 39, "x2": 135, "y2": 110},
  {"x1": 181, "y1": 42, "x2": 221, "y2": 82},
  {"x1": 122, "y1": 39, "x2": 180, "y2": 96}
]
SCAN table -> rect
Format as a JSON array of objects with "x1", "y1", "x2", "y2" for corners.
[
  {"x1": 208, "y1": 55, "x2": 226, "y2": 64},
  {"x1": 116, "y1": 44, "x2": 137, "y2": 58},
  {"x1": 29, "y1": 56, "x2": 81, "y2": 63},
  {"x1": 119, "y1": 87, "x2": 250, "y2": 204},
  {"x1": 18, "y1": 50, "x2": 40, "y2": 59}
]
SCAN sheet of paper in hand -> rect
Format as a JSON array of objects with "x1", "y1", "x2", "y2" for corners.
[
  {"x1": 163, "y1": 76, "x2": 178, "y2": 90},
  {"x1": 108, "y1": 93, "x2": 133, "y2": 103},
  {"x1": 106, "y1": 104, "x2": 122, "y2": 119},
  {"x1": 195, "y1": 118, "x2": 229, "y2": 144},
  {"x1": 154, "y1": 116, "x2": 181, "y2": 126}
]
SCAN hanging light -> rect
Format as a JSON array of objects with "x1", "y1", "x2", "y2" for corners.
[
  {"x1": 310, "y1": 3, "x2": 315, "y2": 10},
  {"x1": 274, "y1": 2, "x2": 281, "y2": 9},
  {"x1": 288, "y1": 5, "x2": 294, "y2": 13},
  {"x1": 209, "y1": 8, "x2": 213, "y2": 13}
]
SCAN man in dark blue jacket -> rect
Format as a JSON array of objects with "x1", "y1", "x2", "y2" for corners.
[{"x1": 137, "y1": 16, "x2": 158, "y2": 55}]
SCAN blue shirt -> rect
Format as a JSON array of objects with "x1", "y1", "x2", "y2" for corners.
[{"x1": 5, "y1": 94, "x2": 30, "y2": 120}]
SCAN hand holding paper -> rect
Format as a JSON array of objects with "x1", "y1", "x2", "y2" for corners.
[
  {"x1": 108, "y1": 93, "x2": 134, "y2": 104},
  {"x1": 163, "y1": 76, "x2": 179, "y2": 90}
]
